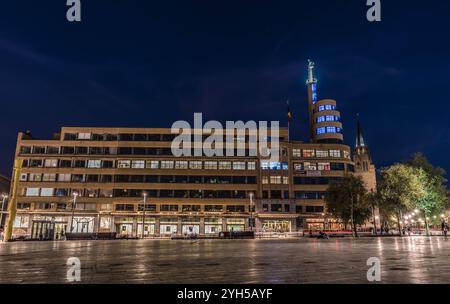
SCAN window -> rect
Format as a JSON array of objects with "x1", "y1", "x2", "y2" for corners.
[
  {"x1": 304, "y1": 162, "x2": 317, "y2": 171},
  {"x1": 46, "y1": 146, "x2": 60, "y2": 154},
  {"x1": 204, "y1": 161, "x2": 217, "y2": 170},
  {"x1": 204, "y1": 205, "x2": 223, "y2": 212},
  {"x1": 175, "y1": 161, "x2": 188, "y2": 169},
  {"x1": 58, "y1": 174, "x2": 71, "y2": 182},
  {"x1": 44, "y1": 159, "x2": 58, "y2": 167},
  {"x1": 137, "y1": 204, "x2": 156, "y2": 212},
  {"x1": 316, "y1": 127, "x2": 326, "y2": 135},
  {"x1": 317, "y1": 116, "x2": 325, "y2": 123},
  {"x1": 292, "y1": 149, "x2": 301, "y2": 157},
  {"x1": 303, "y1": 150, "x2": 315, "y2": 158},
  {"x1": 326, "y1": 126, "x2": 337, "y2": 133},
  {"x1": 40, "y1": 188, "x2": 54, "y2": 197},
  {"x1": 25, "y1": 188, "x2": 39, "y2": 197},
  {"x1": 271, "y1": 204, "x2": 282, "y2": 212},
  {"x1": 226, "y1": 205, "x2": 245, "y2": 213},
  {"x1": 318, "y1": 163, "x2": 330, "y2": 171},
  {"x1": 59, "y1": 160, "x2": 72, "y2": 168},
  {"x1": 233, "y1": 162, "x2": 246, "y2": 170},
  {"x1": 17, "y1": 203, "x2": 31, "y2": 210},
  {"x1": 115, "y1": 204, "x2": 134, "y2": 211},
  {"x1": 247, "y1": 162, "x2": 256, "y2": 170},
  {"x1": 293, "y1": 163, "x2": 303, "y2": 171},
  {"x1": 88, "y1": 160, "x2": 101, "y2": 168},
  {"x1": 306, "y1": 206, "x2": 324, "y2": 213},
  {"x1": 343, "y1": 150, "x2": 350, "y2": 159},
  {"x1": 329, "y1": 150, "x2": 341, "y2": 158},
  {"x1": 160, "y1": 205, "x2": 178, "y2": 212},
  {"x1": 182, "y1": 205, "x2": 201, "y2": 212},
  {"x1": 262, "y1": 176, "x2": 269, "y2": 184},
  {"x1": 260, "y1": 161, "x2": 269, "y2": 170},
  {"x1": 74, "y1": 160, "x2": 86, "y2": 168},
  {"x1": 146, "y1": 160, "x2": 159, "y2": 169},
  {"x1": 29, "y1": 159, "x2": 43, "y2": 167},
  {"x1": 270, "y1": 176, "x2": 281, "y2": 184},
  {"x1": 36, "y1": 203, "x2": 52, "y2": 210},
  {"x1": 77, "y1": 133, "x2": 91, "y2": 140},
  {"x1": 131, "y1": 160, "x2": 145, "y2": 169},
  {"x1": 29, "y1": 173, "x2": 42, "y2": 182},
  {"x1": 189, "y1": 161, "x2": 202, "y2": 169},
  {"x1": 118, "y1": 160, "x2": 131, "y2": 168},
  {"x1": 283, "y1": 176, "x2": 289, "y2": 184},
  {"x1": 43, "y1": 173, "x2": 57, "y2": 182},
  {"x1": 316, "y1": 150, "x2": 329, "y2": 158}
]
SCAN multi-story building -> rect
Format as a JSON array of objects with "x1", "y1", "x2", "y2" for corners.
[
  {"x1": 0, "y1": 174, "x2": 11, "y2": 229},
  {"x1": 3, "y1": 61, "x2": 373, "y2": 240}
]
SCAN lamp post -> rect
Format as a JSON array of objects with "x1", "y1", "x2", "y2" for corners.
[
  {"x1": 141, "y1": 192, "x2": 147, "y2": 239},
  {"x1": 249, "y1": 192, "x2": 254, "y2": 232},
  {"x1": 70, "y1": 192, "x2": 78, "y2": 232},
  {"x1": 0, "y1": 194, "x2": 8, "y2": 229}
]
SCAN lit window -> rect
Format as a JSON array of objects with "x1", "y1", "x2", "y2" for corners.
[
  {"x1": 118, "y1": 160, "x2": 131, "y2": 168},
  {"x1": 146, "y1": 160, "x2": 159, "y2": 169},
  {"x1": 58, "y1": 174, "x2": 71, "y2": 182},
  {"x1": 88, "y1": 160, "x2": 102, "y2": 168},
  {"x1": 318, "y1": 162, "x2": 330, "y2": 171},
  {"x1": 43, "y1": 173, "x2": 57, "y2": 182},
  {"x1": 326, "y1": 126, "x2": 337, "y2": 133},
  {"x1": 40, "y1": 188, "x2": 54, "y2": 197},
  {"x1": 25, "y1": 188, "x2": 39, "y2": 197},
  {"x1": 303, "y1": 150, "x2": 315, "y2": 158},
  {"x1": 283, "y1": 176, "x2": 289, "y2": 184},
  {"x1": 317, "y1": 116, "x2": 325, "y2": 123},
  {"x1": 270, "y1": 176, "x2": 282, "y2": 184},
  {"x1": 326, "y1": 115, "x2": 335, "y2": 121},
  {"x1": 316, "y1": 127, "x2": 326, "y2": 135},
  {"x1": 270, "y1": 162, "x2": 281, "y2": 170},
  {"x1": 318, "y1": 105, "x2": 325, "y2": 111},
  {"x1": 304, "y1": 162, "x2": 317, "y2": 171},
  {"x1": 161, "y1": 161, "x2": 174, "y2": 169},
  {"x1": 329, "y1": 150, "x2": 341, "y2": 158},
  {"x1": 218, "y1": 161, "x2": 232, "y2": 170},
  {"x1": 247, "y1": 162, "x2": 256, "y2": 170},
  {"x1": 292, "y1": 149, "x2": 301, "y2": 157},
  {"x1": 262, "y1": 176, "x2": 269, "y2": 184},
  {"x1": 175, "y1": 161, "x2": 188, "y2": 169},
  {"x1": 233, "y1": 162, "x2": 246, "y2": 170},
  {"x1": 189, "y1": 161, "x2": 202, "y2": 169},
  {"x1": 316, "y1": 150, "x2": 329, "y2": 158},
  {"x1": 77, "y1": 133, "x2": 91, "y2": 140},
  {"x1": 204, "y1": 161, "x2": 218, "y2": 170},
  {"x1": 343, "y1": 150, "x2": 350, "y2": 159},
  {"x1": 131, "y1": 160, "x2": 145, "y2": 169},
  {"x1": 325, "y1": 104, "x2": 335, "y2": 110},
  {"x1": 293, "y1": 163, "x2": 303, "y2": 171},
  {"x1": 260, "y1": 161, "x2": 269, "y2": 170},
  {"x1": 44, "y1": 159, "x2": 58, "y2": 167},
  {"x1": 29, "y1": 173, "x2": 42, "y2": 182}
]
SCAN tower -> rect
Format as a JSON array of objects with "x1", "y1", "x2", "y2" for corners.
[
  {"x1": 306, "y1": 60, "x2": 344, "y2": 143},
  {"x1": 353, "y1": 115, "x2": 376, "y2": 192}
]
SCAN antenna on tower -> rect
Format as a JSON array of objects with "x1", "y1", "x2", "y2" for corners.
[{"x1": 306, "y1": 59, "x2": 317, "y2": 85}]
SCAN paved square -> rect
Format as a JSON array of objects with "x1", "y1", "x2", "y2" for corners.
[{"x1": 1, "y1": 237, "x2": 449, "y2": 283}]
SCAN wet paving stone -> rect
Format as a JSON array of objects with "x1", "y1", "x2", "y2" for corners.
[{"x1": 1, "y1": 237, "x2": 450, "y2": 283}]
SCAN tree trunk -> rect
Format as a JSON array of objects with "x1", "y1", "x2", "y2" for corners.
[
  {"x1": 397, "y1": 210, "x2": 402, "y2": 237},
  {"x1": 424, "y1": 211, "x2": 430, "y2": 236},
  {"x1": 350, "y1": 194, "x2": 355, "y2": 238},
  {"x1": 372, "y1": 205, "x2": 377, "y2": 235}
]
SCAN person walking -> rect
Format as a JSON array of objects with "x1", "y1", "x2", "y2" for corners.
[{"x1": 444, "y1": 222, "x2": 448, "y2": 239}]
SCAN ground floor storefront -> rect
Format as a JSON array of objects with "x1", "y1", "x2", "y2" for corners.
[{"x1": 10, "y1": 213, "x2": 335, "y2": 239}]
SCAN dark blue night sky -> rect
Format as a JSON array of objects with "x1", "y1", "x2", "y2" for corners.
[{"x1": 1, "y1": 0, "x2": 449, "y2": 177}]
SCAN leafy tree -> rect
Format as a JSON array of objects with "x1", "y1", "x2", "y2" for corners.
[
  {"x1": 404, "y1": 153, "x2": 449, "y2": 235},
  {"x1": 377, "y1": 164, "x2": 423, "y2": 236},
  {"x1": 326, "y1": 176, "x2": 372, "y2": 237}
]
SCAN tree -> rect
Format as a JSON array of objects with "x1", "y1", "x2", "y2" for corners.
[
  {"x1": 404, "y1": 153, "x2": 449, "y2": 235},
  {"x1": 377, "y1": 164, "x2": 425, "y2": 236},
  {"x1": 326, "y1": 176, "x2": 372, "y2": 237}
]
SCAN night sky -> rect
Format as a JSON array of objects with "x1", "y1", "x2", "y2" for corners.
[{"x1": 1, "y1": 1, "x2": 449, "y2": 177}]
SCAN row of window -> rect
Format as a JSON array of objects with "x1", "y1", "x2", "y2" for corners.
[
  {"x1": 316, "y1": 127, "x2": 343, "y2": 135},
  {"x1": 21, "y1": 173, "x2": 257, "y2": 184},
  {"x1": 292, "y1": 149, "x2": 348, "y2": 159},
  {"x1": 22, "y1": 188, "x2": 254, "y2": 199},
  {"x1": 316, "y1": 115, "x2": 340, "y2": 123},
  {"x1": 22, "y1": 159, "x2": 256, "y2": 170},
  {"x1": 63, "y1": 132, "x2": 281, "y2": 142},
  {"x1": 20, "y1": 146, "x2": 269, "y2": 157},
  {"x1": 292, "y1": 162, "x2": 346, "y2": 171},
  {"x1": 18, "y1": 202, "x2": 324, "y2": 214},
  {"x1": 317, "y1": 104, "x2": 336, "y2": 112}
]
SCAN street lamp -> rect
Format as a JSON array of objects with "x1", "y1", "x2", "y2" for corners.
[
  {"x1": 141, "y1": 192, "x2": 147, "y2": 239},
  {"x1": 0, "y1": 194, "x2": 8, "y2": 229},
  {"x1": 70, "y1": 192, "x2": 78, "y2": 232}
]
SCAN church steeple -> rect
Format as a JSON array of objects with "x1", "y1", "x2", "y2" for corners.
[{"x1": 356, "y1": 114, "x2": 366, "y2": 148}]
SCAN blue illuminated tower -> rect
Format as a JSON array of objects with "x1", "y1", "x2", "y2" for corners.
[{"x1": 306, "y1": 60, "x2": 344, "y2": 143}]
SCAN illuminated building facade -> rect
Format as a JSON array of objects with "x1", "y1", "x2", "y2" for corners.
[{"x1": 4, "y1": 61, "x2": 374, "y2": 240}]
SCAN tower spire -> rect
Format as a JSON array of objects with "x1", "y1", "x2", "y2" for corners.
[
  {"x1": 356, "y1": 113, "x2": 366, "y2": 148},
  {"x1": 306, "y1": 59, "x2": 317, "y2": 85}
]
